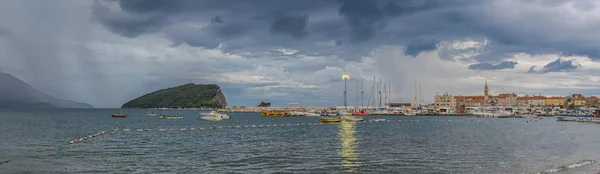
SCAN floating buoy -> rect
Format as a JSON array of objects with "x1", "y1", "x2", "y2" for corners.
[{"x1": 46, "y1": 147, "x2": 51, "y2": 151}]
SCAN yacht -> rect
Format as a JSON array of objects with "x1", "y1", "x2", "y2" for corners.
[
  {"x1": 337, "y1": 110, "x2": 352, "y2": 116},
  {"x1": 303, "y1": 112, "x2": 321, "y2": 117},
  {"x1": 200, "y1": 111, "x2": 230, "y2": 121}
]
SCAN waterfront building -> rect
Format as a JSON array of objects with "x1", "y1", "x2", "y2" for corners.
[
  {"x1": 496, "y1": 93, "x2": 518, "y2": 107},
  {"x1": 528, "y1": 95, "x2": 546, "y2": 106},
  {"x1": 434, "y1": 93, "x2": 456, "y2": 110},
  {"x1": 545, "y1": 96, "x2": 564, "y2": 106}
]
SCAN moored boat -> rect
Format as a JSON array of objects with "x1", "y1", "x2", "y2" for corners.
[
  {"x1": 320, "y1": 116, "x2": 342, "y2": 123},
  {"x1": 290, "y1": 111, "x2": 305, "y2": 116},
  {"x1": 199, "y1": 111, "x2": 230, "y2": 121},
  {"x1": 261, "y1": 111, "x2": 289, "y2": 116},
  {"x1": 159, "y1": 114, "x2": 184, "y2": 119},
  {"x1": 337, "y1": 110, "x2": 352, "y2": 116},
  {"x1": 343, "y1": 116, "x2": 364, "y2": 122},
  {"x1": 370, "y1": 118, "x2": 386, "y2": 122},
  {"x1": 111, "y1": 114, "x2": 126, "y2": 118},
  {"x1": 147, "y1": 111, "x2": 156, "y2": 116},
  {"x1": 112, "y1": 109, "x2": 126, "y2": 118},
  {"x1": 403, "y1": 113, "x2": 416, "y2": 116},
  {"x1": 352, "y1": 109, "x2": 367, "y2": 116},
  {"x1": 303, "y1": 112, "x2": 321, "y2": 117}
]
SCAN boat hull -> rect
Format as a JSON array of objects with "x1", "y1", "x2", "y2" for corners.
[
  {"x1": 320, "y1": 117, "x2": 342, "y2": 123},
  {"x1": 261, "y1": 111, "x2": 289, "y2": 116},
  {"x1": 343, "y1": 116, "x2": 364, "y2": 122},
  {"x1": 111, "y1": 114, "x2": 126, "y2": 118},
  {"x1": 159, "y1": 115, "x2": 184, "y2": 119},
  {"x1": 200, "y1": 116, "x2": 224, "y2": 121},
  {"x1": 352, "y1": 112, "x2": 367, "y2": 116}
]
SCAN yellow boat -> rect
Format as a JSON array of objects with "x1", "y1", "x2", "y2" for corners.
[
  {"x1": 320, "y1": 117, "x2": 342, "y2": 123},
  {"x1": 261, "y1": 111, "x2": 289, "y2": 116}
]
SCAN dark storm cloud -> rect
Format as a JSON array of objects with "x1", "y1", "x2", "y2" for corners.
[
  {"x1": 91, "y1": 0, "x2": 600, "y2": 62},
  {"x1": 211, "y1": 15, "x2": 223, "y2": 24},
  {"x1": 270, "y1": 15, "x2": 309, "y2": 40},
  {"x1": 527, "y1": 58, "x2": 579, "y2": 74},
  {"x1": 404, "y1": 39, "x2": 440, "y2": 57},
  {"x1": 468, "y1": 61, "x2": 518, "y2": 70}
]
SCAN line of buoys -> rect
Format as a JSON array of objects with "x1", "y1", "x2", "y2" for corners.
[
  {"x1": 69, "y1": 131, "x2": 106, "y2": 145},
  {"x1": 99, "y1": 119, "x2": 489, "y2": 136}
]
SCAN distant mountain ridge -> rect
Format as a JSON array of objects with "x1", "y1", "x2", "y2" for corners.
[
  {"x1": 121, "y1": 83, "x2": 227, "y2": 108},
  {"x1": 0, "y1": 72, "x2": 93, "y2": 109}
]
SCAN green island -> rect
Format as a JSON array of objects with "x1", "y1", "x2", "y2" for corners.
[{"x1": 121, "y1": 83, "x2": 227, "y2": 108}]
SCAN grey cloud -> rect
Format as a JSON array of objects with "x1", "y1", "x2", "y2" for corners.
[
  {"x1": 528, "y1": 58, "x2": 579, "y2": 73},
  {"x1": 0, "y1": 26, "x2": 12, "y2": 37},
  {"x1": 404, "y1": 39, "x2": 440, "y2": 57},
  {"x1": 211, "y1": 15, "x2": 223, "y2": 24},
  {"x1": 90, "y1": 0, "x2": 600, "y2": 62},
  {"x1": 526, "y1": 66, "x2": 537, "y2": 73},
  {"x1": 270, "y1": 15, "x2": 309, "y2": 40},
  {"x1": 468, "y1": 61, "x2": 518, "y2": 70}
]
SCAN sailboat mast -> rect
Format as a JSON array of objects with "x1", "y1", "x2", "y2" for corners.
[
  {"x1": 414, "y1": 79, "x2": 417, "y2": 106},
  {"x1": 383, "y1": 82, "x2": 387, "y2": 107},
  {"x1": 356, "y1": 78, "x2": 359, "y2": 109},
  {"x1": 419, "y1": 81, "x2": 423, "y2": 106},
  {"x1": 373, "y1": 76, "x2": 376, "y2": 109},
  {"x1": 379, "y1": 79, "x2": 382, "y2": 108},
  {"x1": 361, "y1": 79, "x2": 364, "y2": 109},
  {"x1": 388, "y1": 82, "x2": 392, "y2": 104}
]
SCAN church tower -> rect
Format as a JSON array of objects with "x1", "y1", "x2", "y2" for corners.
[{"x1": 484, "y1": 79, "x2": 489, "y2": 101}]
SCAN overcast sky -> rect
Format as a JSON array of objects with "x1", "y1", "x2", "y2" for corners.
[{"x1": 1, "y1": 0, "x2": 600, "y2": 108}]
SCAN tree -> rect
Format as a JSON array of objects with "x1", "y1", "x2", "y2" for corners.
[
  {"x1": 460, "y1": 104, "x2": 466, "y2": 113},
  {"x1": 257, "y1": 101, "x2": 271, "y2": 107},
  {"x1": 563, "y1": 96, "x2": 573, "y2": 109}
]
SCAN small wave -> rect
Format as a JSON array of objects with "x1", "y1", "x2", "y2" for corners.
[{"x1": 535, "y1": 160, "x2": 597, "y2": 174}]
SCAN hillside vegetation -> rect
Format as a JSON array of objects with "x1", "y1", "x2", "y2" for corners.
[{"x1": 121, "y1": 83, "x2": 227, "y2": 108}]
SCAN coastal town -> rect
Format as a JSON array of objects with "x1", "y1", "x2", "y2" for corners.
[{"x1": 217, "y1": 79, "x2": 600, "y2": 118}]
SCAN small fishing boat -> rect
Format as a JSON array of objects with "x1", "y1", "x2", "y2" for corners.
[
  {"x1": 159, "y1": 114, "x2": 184, "y2": 119},
  {"x1": 111, "y1": 109, "x2": 126, "y2": 118},
  {"x1": 147, "y1": 111, "x2": 156, "y2": 116},
  {"x1": 320, "y1": 116, "x2": 342, "y2": 123},
  {"x1": 370, "y1": 118, "x2": 386, "y2": 122},
  {"x1": 111, "y1": 114, "x2": 126, "y2": 118},
  {"x1": 343, "y1": 116, "x2": 364, "y2": 122}
]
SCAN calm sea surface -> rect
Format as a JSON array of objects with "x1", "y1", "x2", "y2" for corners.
[{"x1": 1, "y1": 109, "x2": 600, "y2": 173}]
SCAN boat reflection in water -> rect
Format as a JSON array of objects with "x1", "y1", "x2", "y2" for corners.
[{"x1": 338, "y1": 121, "x2": 360, "y2": 172}]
